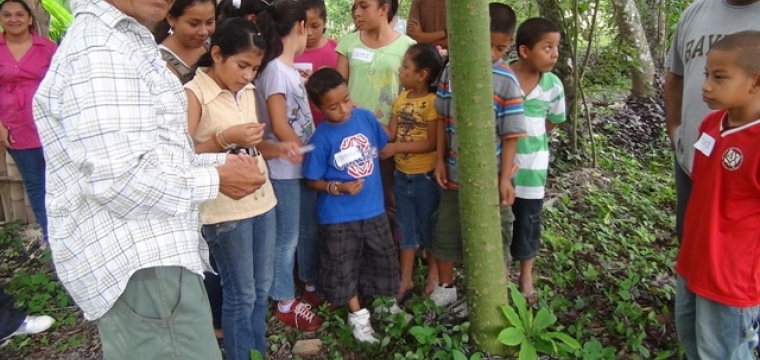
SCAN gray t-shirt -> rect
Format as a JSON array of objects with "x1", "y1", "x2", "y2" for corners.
[
  {"x1": 667, "y1": 0, "x2": 760, "y2": 174},
  {"x1": 255, "y1": 58, "x2": 315, "y2": 179}
]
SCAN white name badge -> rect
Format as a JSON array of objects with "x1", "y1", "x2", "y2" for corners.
[
  {"x1": 352, "y1": 48, "x2": 375, "y2": 63},
  {"x1": 335, "y1": 146, "x2": 364, "y2": 168},
  {"x1": 294, "y1": 62, "x2": 313, "y2": 72},
  {"x1": 694, "y1": 132, "x2": 716, "y2": 157}
]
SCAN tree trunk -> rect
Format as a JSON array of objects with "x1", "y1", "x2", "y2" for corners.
[
  {"x1": 536, "y1": 0, "x2": 578, "y2": 150},
  {"x1": 612, "y1": 0, "x2": 656, "y2": 97},
  {"x1": 31, "y1": 0, "x2": 51, "y2": 39},
  {"x1": 536, "y1": 0, "x2": 575, "y2": 107},
  {"x1": 639, "y1": 0, "x2": 668, "y2": 72},
  {"x1": 446, "y1": 0, "x2": 509, "y2": 355}
]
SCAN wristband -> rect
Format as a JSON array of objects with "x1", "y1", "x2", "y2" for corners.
[
  {"x1": 326, "y1": 181, "x2": 335, "y2": 195},
  {"x1": 328, "y1": 181, "x2": 342, "y2": 195},
  {"x1": 215, "y1": 130, "x2": 232, "y2": 150}
]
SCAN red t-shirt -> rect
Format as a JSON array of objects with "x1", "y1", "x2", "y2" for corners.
[
  {"x1": 295, "y1": 38, "x2": 338, "y2": 127},
  {"x1": 676, "y1": 110, "x2": 760, "y2": 307}
]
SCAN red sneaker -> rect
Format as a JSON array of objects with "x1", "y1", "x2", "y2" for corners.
[
  {"x1": 303, "y1": 290, "x2": 325, "y2": 307},
  {"x1": 275, "y1": 301, "x2": 323, "y2": 332}
]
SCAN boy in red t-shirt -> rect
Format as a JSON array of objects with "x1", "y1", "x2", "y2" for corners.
[{"x1": 675, "y1": 30, "x2": 760, "y2": 360}]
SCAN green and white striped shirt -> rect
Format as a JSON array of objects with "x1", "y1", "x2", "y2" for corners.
[{"x1": 513, "y1": 72, "x2": 565, "y2": 199}]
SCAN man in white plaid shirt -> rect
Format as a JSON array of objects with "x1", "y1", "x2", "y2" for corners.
[{"x1": 32, "y1": 0, "x2": 266, "y2": 358}]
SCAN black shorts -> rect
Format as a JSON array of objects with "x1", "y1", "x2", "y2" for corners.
[
  {"x1": 317, "y1": 215, "x2": 400, "y2": 305},
  {"x1": 511, "y1": 198, "x2": 543, "y2": 260}
]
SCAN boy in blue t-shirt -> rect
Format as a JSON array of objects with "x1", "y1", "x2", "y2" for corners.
[{"x1": 303, "y1": 68, "x2": 402, "y2": 344}]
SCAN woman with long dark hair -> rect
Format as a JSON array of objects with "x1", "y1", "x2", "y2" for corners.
[{"x1": 154, "y1": 0, "x2": 216, "y2": 84}]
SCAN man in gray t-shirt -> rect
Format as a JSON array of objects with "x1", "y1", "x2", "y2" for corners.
[{"x1": 664, "y1": 0, "x2": 760, "y2": 242}]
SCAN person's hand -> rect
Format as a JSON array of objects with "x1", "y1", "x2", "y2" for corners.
[
  {"x1": 499, "y1": 180, "x2": 515, "y2": 207},
  {"x1": 667, "y1": 124, "x2": 678, "y2": 149},
  {"x1": 0, "y1": 126, "x2": 10, "y2": 149},
  {"x1": 379, "y1": 143, "x2": 397, "y2": 160},
  {"x1": 407, "y1": 21, "x2": 420, "y2": 34},
  {"x1": 298, "y1": 69, "x2": 313, "y2": 84},
  {"x1": 434, "y1": 161, "x2": 448, "y2": 189},
  {"x1": 223, "y1": 123, "x2": 266, "y2": 148},
  {"x1": 217, "y1": 154, "x2": 266, "y2": 200},
  {"x1": 275, "y1": 142, "x2": 304, "y2": 163},
  {"x1": 338, "y1": 179, "x2": 364, "y2": 195}
]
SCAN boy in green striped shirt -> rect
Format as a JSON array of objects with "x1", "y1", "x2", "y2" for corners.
[{"x1": 508, "y1": 18, "x2": 566, "y2": 304}]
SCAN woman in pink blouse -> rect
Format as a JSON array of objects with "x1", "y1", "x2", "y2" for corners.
[{"x1": 0, "y1": 0, "x2": 57, "y2": 241}]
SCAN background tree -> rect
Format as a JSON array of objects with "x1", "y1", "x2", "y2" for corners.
[
  {"x1": 611, "y1": 0, "x2": 656, "y2": 98},
  {"x1": 31, "y1": 0, "x2": 51, "y2": 39},
  {"x1": 638, "y1": 0, "x2": 668, "y2": 71},
  {"x1": 445, "y1": 0, "x2": 509, "y2": 355}
]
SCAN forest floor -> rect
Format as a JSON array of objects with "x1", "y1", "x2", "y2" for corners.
[{"x1": 0, "y1": 94, "x2": 682, "y2": 360}]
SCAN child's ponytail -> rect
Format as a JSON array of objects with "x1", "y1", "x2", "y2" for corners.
[
  {"x1": 406, "y1": 43, "x2": 444, "y2": 94},
  {"x1": 255, "y1": 0, "x2": 307, "y2": 76},
  {"x1": 194, "y1": 18, "x2": 266, "y2": 72}
]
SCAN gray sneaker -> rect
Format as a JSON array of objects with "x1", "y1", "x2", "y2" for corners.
[{"x1": 430, "y1": 285, "x2": 457, "y2": 307}]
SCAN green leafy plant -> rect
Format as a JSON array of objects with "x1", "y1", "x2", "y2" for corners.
[
  {"x1": 498, "y1": 283, "x2": 581, "y2": 359},
  {"x1": 42, "y1": 0, "x2": 73, "y2": 42}
]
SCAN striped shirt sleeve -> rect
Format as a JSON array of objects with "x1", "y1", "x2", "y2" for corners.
[
  {"x1": 547, "y1": 75, "x2": 566, "y2": 124},
  {"x1": 493, "y1": 68, "x2": 526, "y2": 139},
  {"x1": 435, "y1": 66, "x2": 452, "y2": 121}
]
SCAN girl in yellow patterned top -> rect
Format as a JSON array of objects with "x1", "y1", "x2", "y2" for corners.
[{"x1": 379, "y1": 43, "x2": 444, "y2": 300}]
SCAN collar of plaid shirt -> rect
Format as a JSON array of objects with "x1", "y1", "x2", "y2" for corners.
[{"x1": 32, "y1": 0, "x2": 228, "y2": 320}]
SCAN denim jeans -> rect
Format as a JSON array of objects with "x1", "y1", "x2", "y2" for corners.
[
  {"x1": 203, "y1": 251, "x2": 222, "y2": 329},
  {"x1": 393, "y1": 170, "x2": 441, "y2": 250},
  {"x1": 270, "y1": 179, "x2": 318, "y2": 300},
  {"x1": 676, "y1": 276, "x2": 760, "y2": 360},
  {"x1": 675, "y1": 159, "x2": 692, "y2": 244},
  {"x1": 7, "y1": 148, "x2": 47, "y2": 241},
  {"x1": 202, "y1": 210, "x2": 275, "y2": 360}
]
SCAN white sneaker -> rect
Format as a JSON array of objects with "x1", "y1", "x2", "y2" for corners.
[
  {"x1": 430, "y1": 285, "x2": 457, "y2": 307},
  {"x1": 348, "y1": 308, "x2": 379, "y2": 344},
  {"x1": 3, "y1": 315, "x2": 55, "y2": 340},
  {"x1": 374, "y1": 301, "x2": 414, "y2": 323}
]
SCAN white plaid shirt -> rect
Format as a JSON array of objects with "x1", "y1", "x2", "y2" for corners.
[{"x1": 32, "y1": 0, "x2": 227, "y2": 320}]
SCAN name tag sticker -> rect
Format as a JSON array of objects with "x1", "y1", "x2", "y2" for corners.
[
  {"x1": 694, "y1": 132, "x2": 716, "y2": 157},
  {"x1": 352, "y1": 48, "x2": 375, "y2": 63},
  {"x1": 294, "y1": 62, "x2": 313, "y2": 72},
  {"x1": 335, "y1": 146, "x2": 363, "y2": 168}
]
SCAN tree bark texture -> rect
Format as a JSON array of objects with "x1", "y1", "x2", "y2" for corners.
[
  {"x1": 31, "y1": 0, "x2": 51, "y2": 39},
  {"x1": 612, "y1": 0, "x2": 656, "y2": 97},
  {"x1": 446, "y1": 0, "x2": 509, "y2": 355},
  {"x1": 536, "y1": 0, "x2": 577, "y2": 133},
  {"x1": 639, "y1": 0, "x2": 668, "y2": 72}
]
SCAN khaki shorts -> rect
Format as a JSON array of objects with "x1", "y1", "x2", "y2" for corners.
[
  {"x1": 433, "y1": 190, "x2": 514, "y2": 263},
  {"x1": 96, "y1": 267, "x2": 222, "y2": 360}
]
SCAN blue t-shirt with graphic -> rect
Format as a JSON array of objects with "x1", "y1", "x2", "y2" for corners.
[{"x1": 302, "y1": 108, "x2": 389, "y2": 224}]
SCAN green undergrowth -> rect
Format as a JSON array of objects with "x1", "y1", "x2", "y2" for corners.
[
  {"x1": 0, "y1": 128, "x2": 681, "y2": 359},
  {"x1": 266, "y1": 131, "x2": 681, "y2": 359},
  {"x1": 0, "y1": 222, "x2": 83, "y2": 357},
  {"x1": 536, "y1": 134, "x2": 680, "y2": 359}
]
